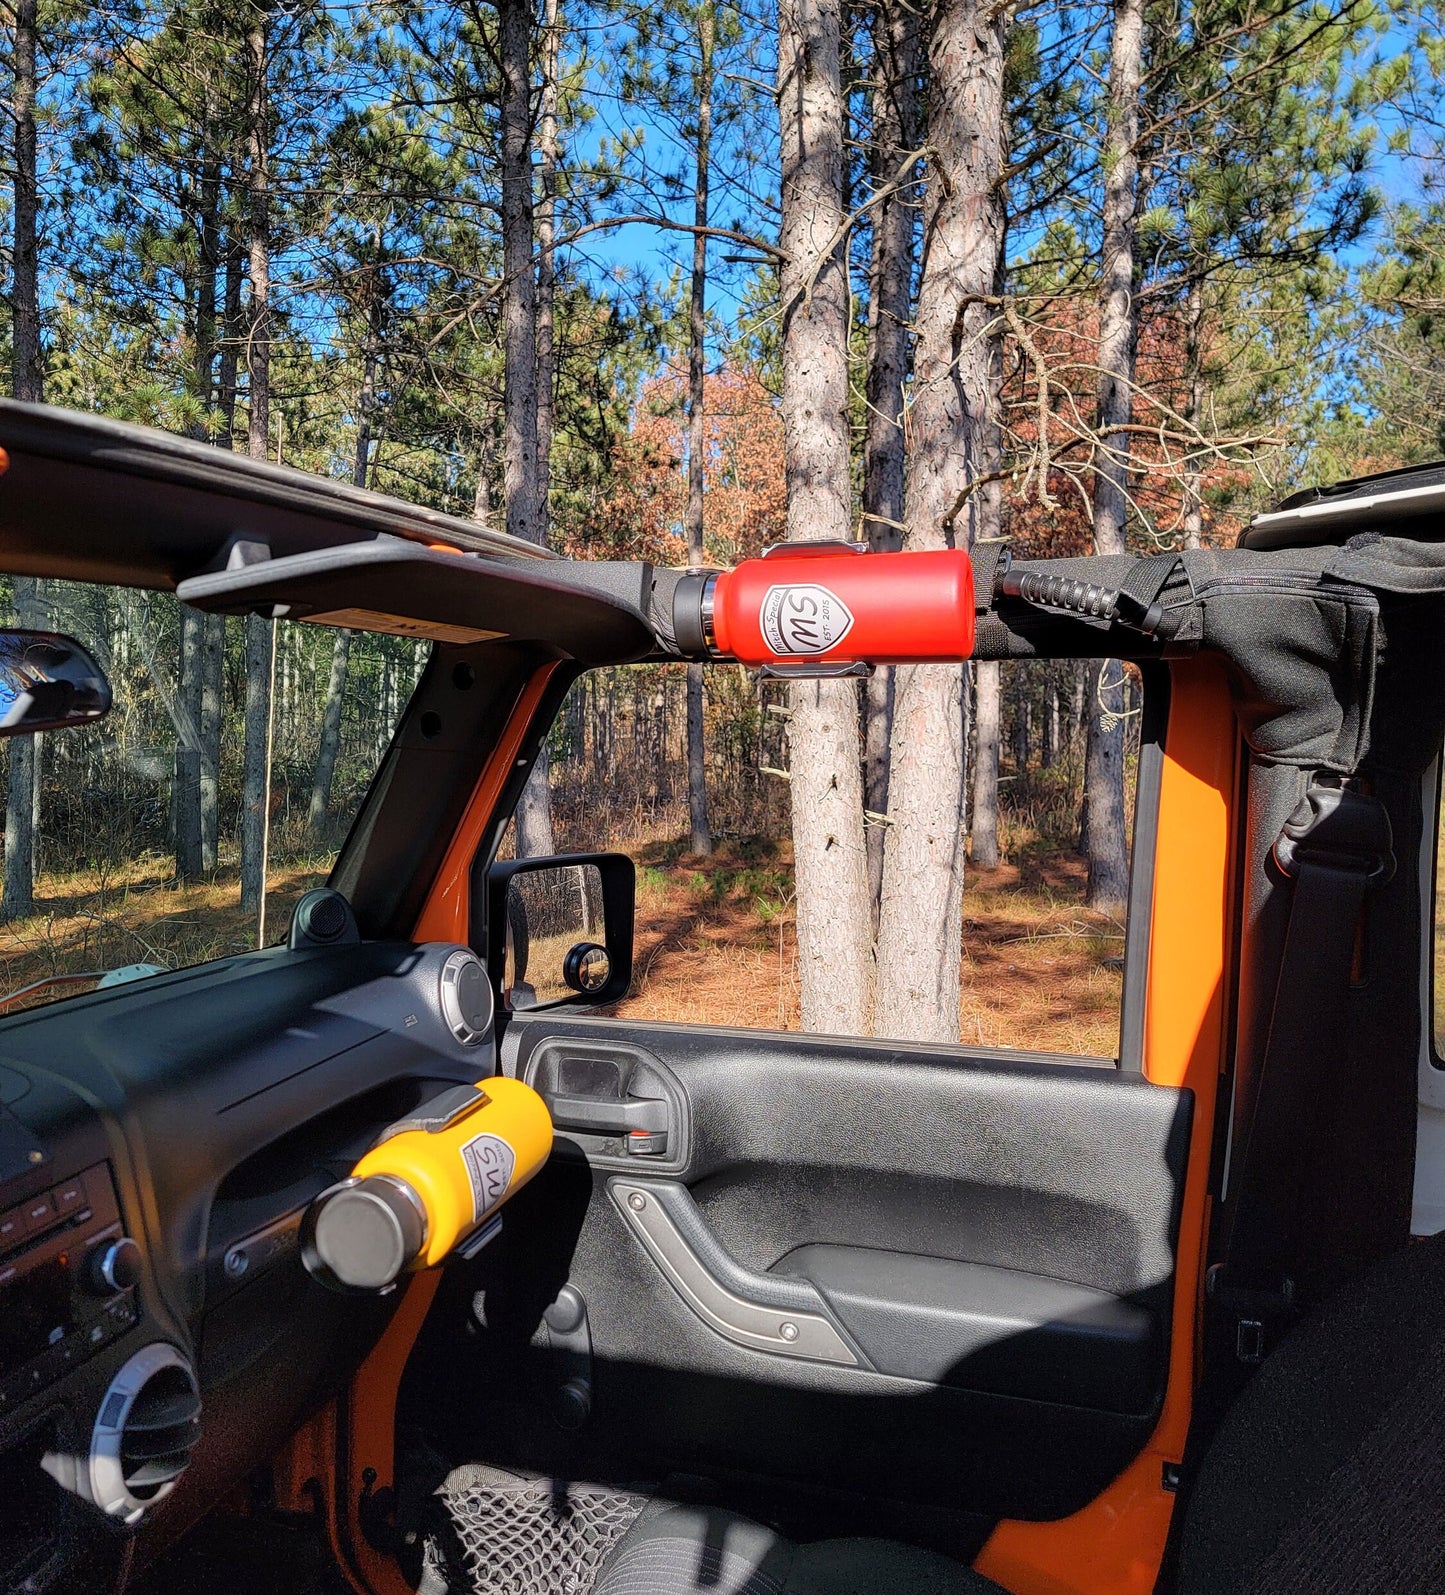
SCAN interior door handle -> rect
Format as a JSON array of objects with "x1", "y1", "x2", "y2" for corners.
[
  {"x1": 610, "y1": 1178, "x2": 864, "y2": 1366},
  {"x1": 546, "y1": 1093, "x2": 669, "y2": 1136}
]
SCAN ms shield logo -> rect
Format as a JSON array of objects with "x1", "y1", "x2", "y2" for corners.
[{"x1": 760, "y1": 583, "x2": 855, "y2": 657}]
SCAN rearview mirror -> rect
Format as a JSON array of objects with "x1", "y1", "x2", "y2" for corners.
[
  {"x1": 486, "y1": 853, "x2": 634, "y2": 1013},
  {"x1": 0, "y1": 630, "x2": 111, "y2": 737}
]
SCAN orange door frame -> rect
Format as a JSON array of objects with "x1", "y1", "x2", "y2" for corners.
[
  {"x1": 272, "y1": 661, "x2": 563, "y2": 1595},
  {"x1": 974, "y1": 657, "x2": 1239, "y2": 1595},
  {"x1": 277, "y1": 654, "x2": 1239, "y2": 1595}
]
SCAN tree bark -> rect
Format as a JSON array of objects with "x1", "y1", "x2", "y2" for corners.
[
  {"x1": 309, "y1": 629, "x2": 351, "y2": 829},
  {"x1": 197, "y1": 226, "x2": 243, "y2": 871},
  {"x1": 499, "y1": 0, "x2": 555, "y2": 857},
  {"x1": 874, "y1": 0, "x2": 1006, "y2": 1043},
  {"x1": 177, "y1": 126, "x2": 223, "y2": 878},
  {"x1": 535, "y1": 0, "x2": 559, "y2": 523},
  {"x1": 174, "y1": 607, "x2": 204, "y2": 879},
  {"x1": 686, "y1": 2, "x2": 716, "y2": 858},
  {"x1": 971, "y1": 660, "x2": 1001, "y2": 868},
  {"x1": 499, "y1": 0, "x2": 542, "y2": 550},
  {"x1": 777, "y1": 0, "x2": 873, "y2": 1036},
  {"x1": 1084, "y1": 0, "x2": 1145, "y2": 915},
  {"x1": 862, "y1": 0, "x2": 920, "y2": 928},
  {"x1": 241, "y1": 11, "x2": 274, "y2": 919},
  {"x1": 4, "y1": 0, "x2": 42, "y2": 921},
  {"x1": 1042, "y1": 666, "x2": 1060, "y2": 768},
  {"x1": 307, "y1": 295, "x2": 382, "y2": 835},
  {"x1": 200, "y1": 614, "x2": 222, "y2": 869},
  {"x1": 218, "y1": 234, "x2": 243, "y2": 443},
  {"x1": 1012, "y1": 661, "x2": 1031, "y2": 771},
  {"x1": 10, "y1": 0, "x2": 39, "y2": 407}
]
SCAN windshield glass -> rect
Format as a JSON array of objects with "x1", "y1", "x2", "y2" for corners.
[{"x1": 0, "y1": 577, "x2": 422, "y2": 1014}]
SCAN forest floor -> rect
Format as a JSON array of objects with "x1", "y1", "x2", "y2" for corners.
[
  {"x1": 0, "y1": 854, "x2": 327, "y2": 1010},
  {"x1": 611, "y1": 835, "x2": 1125, "y2": 1057},
  {"x1": 0, "y1": 838, "x2": 1125, "y2": 1056}
]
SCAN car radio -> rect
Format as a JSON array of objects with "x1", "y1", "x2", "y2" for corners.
[{"x1": 0, "y1": 1162, "x2": 139, "y2": 1415}]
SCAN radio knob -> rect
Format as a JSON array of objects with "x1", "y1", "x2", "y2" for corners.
[{"x1": 88, "y1": 1237, "x2": 142, "y2": 1296}]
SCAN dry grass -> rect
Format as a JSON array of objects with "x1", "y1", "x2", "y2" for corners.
[{"x1": 0, "y1": 852, "x2": 328, "y2": 1009}]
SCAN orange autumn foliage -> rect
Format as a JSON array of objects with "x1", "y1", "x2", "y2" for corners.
[
  {"x1": 579, "y1": 363, "x2": 786, "y2": 566},
  {"x1": 997, "y1": 295, "x2": 1255, "y2": 558}
]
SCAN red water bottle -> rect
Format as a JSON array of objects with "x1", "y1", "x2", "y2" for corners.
[{"x1": 671, "y1": 544, "x2": 976, "y2": 668}]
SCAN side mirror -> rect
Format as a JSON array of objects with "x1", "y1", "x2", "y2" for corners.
[
  {"x1": 0, "y1": 630, "x2": 110, "y2": 737},
  {"x1": 486, "y1": 853, "x2": 634, "y2": 1013}
]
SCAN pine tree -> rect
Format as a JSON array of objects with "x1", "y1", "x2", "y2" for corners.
[
  {"x1": 777, "y1": 0, "x2": 873, "y2": 1035},
  {"x1": 874, "y1": 0, "x2": 1008, "y2": 1042}
]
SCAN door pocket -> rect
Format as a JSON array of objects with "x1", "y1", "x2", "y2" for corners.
[{"x1": 609, "y1": 1178, "x2": 864, "y2": 1367}]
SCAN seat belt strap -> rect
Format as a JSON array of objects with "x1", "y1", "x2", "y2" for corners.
[{"x1": 1212, "y1": 776, "x2": 1394, "y2": 1359}]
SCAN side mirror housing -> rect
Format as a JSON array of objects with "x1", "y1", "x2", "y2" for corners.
[
  {"x1": 0, "y1": 630, "x2": 110, "y2": 737},
  {"x1": 485, "y1": 852, "x2": 634, "y2": 1014}
]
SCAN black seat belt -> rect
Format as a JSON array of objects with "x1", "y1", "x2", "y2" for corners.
[{"x1": 1209, "y1": 773, "x2": 1394, "y2": 1362}]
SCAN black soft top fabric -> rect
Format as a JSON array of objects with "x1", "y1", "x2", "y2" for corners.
[{"x1": 969, "y1": 537, "x2": 1445, "y2": 779}]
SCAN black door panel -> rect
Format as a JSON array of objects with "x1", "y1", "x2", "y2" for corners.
[
  {"x1": 509, "y1": 1018, "x2": 1190, "y2": 1302},
  {"x1": 402, "y1": 1014, "x2": 1192, "y2": 1527}
]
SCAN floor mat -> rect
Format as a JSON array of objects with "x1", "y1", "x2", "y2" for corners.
[{"x1": 431, "y1": 1475, "x2": 649, "y2": 1595}]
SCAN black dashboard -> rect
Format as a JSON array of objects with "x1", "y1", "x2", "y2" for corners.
[{"x1": 0, "y1": 937, "x2": 498, "y2": 1594}]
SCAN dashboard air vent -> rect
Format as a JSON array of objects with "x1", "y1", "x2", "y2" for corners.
[
  {"x1": 90, "y1": 1344, "x2": 202, "y2": 1522},
  {"x1": 440, "y1": 948, "x2": 493, "y2": 1046}
]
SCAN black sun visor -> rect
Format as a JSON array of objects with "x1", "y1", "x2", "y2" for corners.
[{"x1": 0, "y1": 400, "x2": 654, "y2": 666}]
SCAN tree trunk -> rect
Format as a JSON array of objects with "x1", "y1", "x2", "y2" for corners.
[
  {"x1": 1012, "y1": 661, "x2": 1031, "y2": 772},
  {"x1": 685, "y1": 3, "x2": 716, "y2": 857},
  {"x1": 777, "y1": 0, "x2": 873, "y2": 1036},
  {"x1": 535, "y1": 0, "x2": 559, "y2": 524},
  {"x1": 1042, "y1": 667, "x2": 1060, "y2": 769},
  {"x1": 175, "y1": 126, "x2": 223, "y2": 879},
  {"x1": 862, "y1": 0, "x2": 920, "y2": 928},
  {"x1": 4, "y1": 0, "x2": 42, "y2": 922},
  {"x1": 199, "y1": 229, "x2": 243, "y2": 870},
  {"x1": 874, "y1": 0, "x2": 1006, "y2": 1043},
  {"x1": 241, "y1": 11, "x2": 274, "y2": 919},
  {"x1": 971, "y1": 660, "x2": 1001, "y2": 868},
  {"x1": 218, "y1": 236, "x2": 243, "y2": 443},
  {"x1": 307, "y1": 305, "x2": 381, "y2": 836},
  {"x1": 499, "y1": 0, "x2": 542, "y2": 548},
  {"x1": 1071, "y1": 659, "x2": 1087, "y2": 760},
  {"x1": 1084, "y1": 0, "x2": 1145, "y2": 915},
  {"x1": 1182, "y1": 275, "x2": 1205, "y2": 551},
  {"x1": 174, "y1": 607, "x2": 204, "y2": 879},
  {"x1": 200, "y1": 614, "x2": 222, "y2": 869},
  {"x1": 309, "y1": 629, "x2": 351, "y2": 830},
  {"x1": 10, "y1": 0, "x2": 39, "y2": 408},
  {"x1": 499, "y1": 0, "x2": 555, "y2": 857},
  {"x1": 241, "y1": 613, "x2": 273, "y2": 920}
]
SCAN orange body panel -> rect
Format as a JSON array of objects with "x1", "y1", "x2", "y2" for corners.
[
  {"x1": 974, "y1": 657, "x2": 1238, "y2": 1594},
  {"x1": 270, "y1": 1274, "x2": 440, "y2": 1595},
  {"x1": 281, "y1": 660, "x2": 562, "y2": 1595},
  {"x1": 412, "y1": 662, "x2": 563, "y2": 945}
]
